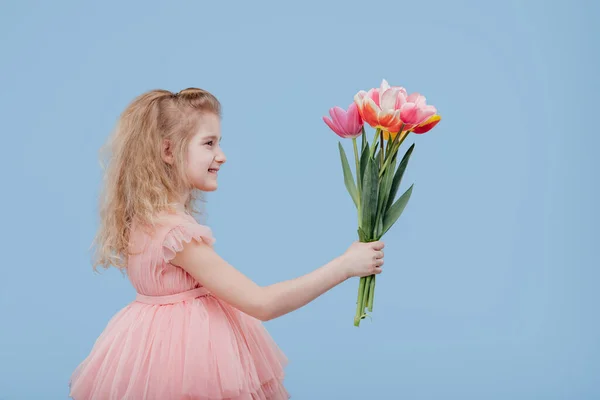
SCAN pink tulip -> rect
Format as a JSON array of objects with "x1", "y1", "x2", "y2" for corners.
[
  {"x1": 400, "y1": 92, "x2": 438, "y2": 131},
  {"x1": 323, "y1": 102, "x2": 364, "y2": 138},
  {"x1": 354, "y1": 79, "x2": 439, "y2": 139}
]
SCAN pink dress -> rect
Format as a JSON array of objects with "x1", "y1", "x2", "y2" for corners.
[{"x1": 69, "y1": 209, "x2": 290, "y2": 400}]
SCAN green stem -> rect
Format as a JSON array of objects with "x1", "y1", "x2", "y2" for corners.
[
  {"x1": 354, "y1": 276, "x2": 366, "y2": 326},
  {"x1": 367, "y1": 274, "x2": 376, "y2": 312},
  {"x1": 369, "y1": 128, "x2": 381, "y2": 158},
  {"x1": 379, "y1": 130, "x2": 384, "y2": 168},
  {"x1": 363, "y1": 275, "x2": 371, "y2": 314},
  {"x1": 352, "y1": 137, "x2": 360, "y2": 193}
]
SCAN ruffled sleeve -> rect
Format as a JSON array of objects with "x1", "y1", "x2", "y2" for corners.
[{"x1": 162, "y1": 218, "x2": 216, "y2": 264}]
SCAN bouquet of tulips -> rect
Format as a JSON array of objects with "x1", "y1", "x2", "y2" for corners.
[{"x1": 323, "y1": 79, "x2": 441, "y2": 327}]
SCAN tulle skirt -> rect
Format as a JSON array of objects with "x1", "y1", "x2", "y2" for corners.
[{"x1": 69, "y1": 289, "x2": 289, "y2": 400}]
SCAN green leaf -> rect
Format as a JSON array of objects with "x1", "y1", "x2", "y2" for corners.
[
  {"x1": 376, "y1": 153, "x2": 398, "y2": 237},
  {"x1": 361, "y1": 126, "x2": 366, "y2": 152},
  {"x1": 375, "y1": 213, "x2": 384, "y2": 238},
  {"x1": 338, "y1": 142, "x2": 359, "y2": 209},
  {"x1": 369, "y1": 128, "x2": 381, "y2": 159},
  {"x1": 356, "y1": 139, "x2": 365, "y2": 194},
  {"x1": 386, "y1": 143, "x2": 415, "y2": 213},
  {"x1": 382, "y1": 184, "x2": 413, "y2": 236},
  {"x1": 357, "y1": 226, "x2": 369, "y2": 242},
  {"x1": 360, "y1": 156, "x2": 380, "y2": 239},
  {"x1": 385, "y1": 136, "x2": 394, "y2": 161},
  {"x1": 378, "y1": 151, "x2": 398, "y2": 211}
]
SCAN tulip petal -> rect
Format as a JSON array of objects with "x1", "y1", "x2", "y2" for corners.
[
  {"x1": 406, "y1": 92, "x2": 426, "y2": 107},
  {"x1": 394, "y1": 90, "x2": 407, "y2": 109},
  {"x1": 380, "y1": 79, "x2": 390, "y2": 94},
  {"x1": 399, "y1": 103, "x2": 420, "y2": 125},
  {"x1": 387, "y1": 110, "x2": 404, "y2": 133},
  {"x1": 354, "y1": 91, "x2": 367, "y2": 120},
  {"x1": 367, "y1": 88, "x2": 380, "y2": 107},
  {"x1": 416, "y1": 106, "x2": 437, "y2": 125},
  {"x1": 380, "y1": 87, "x2": 401, "y2": 111},
  {"x1": 377, "y1": 108, "x2": 397, "y2": 129},
  {"x1": 362, "y1": 97, "x2": 381, "y2": 128},
  {"x1": 347, "y1": 102, "x2": 363, "y2": 134},
  {"x1": 412, "y1": 114, "x2": 441, "y2": 134},
  {"x1": 323, "y1": 115, "x2": 337, "y2": 131},
  {"x1": 354, "y1": 90, "x2": 367, "y2": 103},
  {"x1": 421, "y1": 104, "x2": 437, "y2": 116},
  {"x1": 331, "y1": 106, "x2": 348, "y2": 131},
  {"x1": 323, "y1": 116, "x2": 344, "y2": 137},
  {"x1": 383, "y1": 130, "x2": 400, "y2": 141}
]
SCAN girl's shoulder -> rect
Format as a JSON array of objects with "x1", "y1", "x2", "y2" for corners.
[{"x1": 129, "y1": 209, "x2": 216, "y2": 255}]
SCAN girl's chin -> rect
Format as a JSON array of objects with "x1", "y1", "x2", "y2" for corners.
[{"x1": 193, "y1": 180, "x2": 218, "y2": 191}]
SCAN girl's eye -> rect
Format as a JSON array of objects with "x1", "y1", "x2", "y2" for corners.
[{"x1": 206, "y1": 141, "x2": 213, "y2": 146}]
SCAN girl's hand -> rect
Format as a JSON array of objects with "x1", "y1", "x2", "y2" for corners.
[{"x1": 340, "y1": 240, "x2": 385, "y2": 279}]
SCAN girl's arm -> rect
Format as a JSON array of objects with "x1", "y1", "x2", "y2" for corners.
[{"x1": 171, "y1": 239, "x2": 350, "y2": 321}]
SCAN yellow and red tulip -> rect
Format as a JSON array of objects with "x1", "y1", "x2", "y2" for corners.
[{"x1": 412, "y1": 114, "x2": 441, "y2": 134}]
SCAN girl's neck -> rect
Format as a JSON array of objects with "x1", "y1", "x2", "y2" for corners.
[
  {"x1": 170, "y1": 191, "x2": 191, "y2": 208},
  {"x1": 171, "y1": 192, "x2": 195, "y2": 215},
  {"x1": 173, "y1": 202, "x2": 187, "y2": 212}
]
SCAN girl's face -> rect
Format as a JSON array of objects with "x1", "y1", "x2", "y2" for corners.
[{"x1": 185, "y1": 112, "x2": 226, "y2": 192}]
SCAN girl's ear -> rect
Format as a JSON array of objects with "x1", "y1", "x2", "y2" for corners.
[{"x1": 162, "y1": 139, "x2": 174, "y2": 164}]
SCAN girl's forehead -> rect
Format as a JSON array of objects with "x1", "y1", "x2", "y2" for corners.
[
  {"x1": 193, "y1": 124, "x2": 221, "y2": 139},
  {"x1": 195, "y1": 114, "x2": 221, "y2": 133}
]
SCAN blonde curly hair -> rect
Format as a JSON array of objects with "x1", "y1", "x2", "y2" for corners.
[{"x1": 92, "y1": 88, "x2": 221, "y2": 271}]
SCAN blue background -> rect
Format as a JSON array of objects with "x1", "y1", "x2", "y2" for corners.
[{"x1": 1, "y1": 0, "x2": 598, "y2": 399}]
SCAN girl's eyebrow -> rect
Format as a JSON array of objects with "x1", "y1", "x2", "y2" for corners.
[{"x1": 204, "y1": 135, "x2": 222, "y2": 142}]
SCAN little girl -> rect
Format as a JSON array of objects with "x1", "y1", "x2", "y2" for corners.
[{"x1": 69, "y1": 87, "x2": 385, "y2": 400}]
